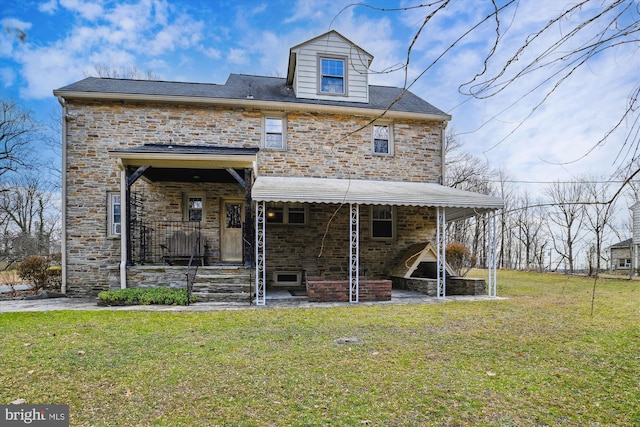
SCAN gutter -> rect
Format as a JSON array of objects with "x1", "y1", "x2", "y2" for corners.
[
  {"x1": 56, "y1": 96, "x2": 67, "y2": 294},
  {"x1": 51, "y1": 90, "x2": 452, "y2": 122}
]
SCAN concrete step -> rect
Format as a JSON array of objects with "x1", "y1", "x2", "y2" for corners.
[
  {"x1": 192, "y1": 291, "x2": 252, "y2": 302},
  {"x1": 190, "y1": 266, "x2": 253, "y2": 302}
]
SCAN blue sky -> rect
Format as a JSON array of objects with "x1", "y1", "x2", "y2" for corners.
[{"x1": 1, "y1": 0, "x2": 639, "y2": 188}]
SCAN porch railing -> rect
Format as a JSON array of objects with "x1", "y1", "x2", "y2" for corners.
[{"x1": 130, "y1": 220, "x2": 204, "y2": 265}]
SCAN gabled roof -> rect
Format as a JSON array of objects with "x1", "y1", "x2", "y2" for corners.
[
  {"x1": 609, "y1": 238, "x2": 632, "y2": 249},
  {"x1": 286, "y1": 30, "x2": 373, "y2": 85},
  {"x1": 54, "y1": 74, "x2": 450, "y2": 120},
  {"x1": 289, "y1": 30, "x2": 374, "y2": 59}
]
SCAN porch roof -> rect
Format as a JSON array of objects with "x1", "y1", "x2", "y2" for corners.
[
  {"x1": 251, "y1": 176, "x2": 503, "y2": 221},
  {"x1": 108, "y1": 144, "x2": 258, "y2": 169}
]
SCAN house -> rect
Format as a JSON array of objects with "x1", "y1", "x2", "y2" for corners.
[
  {"x1": 53, "y1": 31, "x2": 503, "y2": 304},
  {"x1": 610, "y1": 238, "x2": 632, "y2": 273}
]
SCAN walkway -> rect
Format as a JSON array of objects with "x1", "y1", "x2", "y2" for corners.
[{"x1": 0, "y1": 289, "x2": 499, "y2": 313}]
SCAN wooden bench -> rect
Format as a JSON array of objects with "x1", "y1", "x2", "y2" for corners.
[{"x1": 160, "y1": 231, "x2": 205, "y2": 266}]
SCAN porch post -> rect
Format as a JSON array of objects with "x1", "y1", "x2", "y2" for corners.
[
  {"x1": 119, "y1": 164, "x2": 128, "y2": 289},
  {"x1": 255, "y1": 200, "x2": 266, "y2": 305},
  {"x1": 487, "y1": 211, "x2": 498, "y2": 297},
  {"x1": 349, "y1": 203, "x2": 359, "y2": 303},
  {"x1": 436, "y1": 206, "x2": 446, "y2": 299}
]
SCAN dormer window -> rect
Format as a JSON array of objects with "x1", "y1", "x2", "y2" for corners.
[{"x1": 319, "y1": 57, "x2": 346, "y2": 94}]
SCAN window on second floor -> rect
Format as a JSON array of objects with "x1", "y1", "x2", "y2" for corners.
[
  {"x1": 373, "y1": 123, "x2": 393, "y2": 155},
  {"x1": 319, "y1": 57, "x2": 346, "y2": 94},
  {"x1": 263, "y1": 115, "x2": 287, "y2": 149}
]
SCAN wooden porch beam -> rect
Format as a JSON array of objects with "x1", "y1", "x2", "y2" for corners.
[
  {"x1": 226, "y1": 168, "x2": 246, "y2": 189},
  {"x1": 127, "y1": 165, "x2": 150, "y2": 187}
]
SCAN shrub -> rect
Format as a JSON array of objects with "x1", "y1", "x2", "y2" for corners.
[
  {"x1": 17, "y1": 256, "x2": 51, "y2": 292},
  {"x1": 97, "y1": 288, "x2": 196, "y2": 306},
  {"x1": 445, "y1": 242, "x2": 475, "y2": 277}
]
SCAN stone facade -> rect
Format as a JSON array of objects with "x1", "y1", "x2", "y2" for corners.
[{"x1": 63, "y1": 98, "x2": 445, "y2": 296}]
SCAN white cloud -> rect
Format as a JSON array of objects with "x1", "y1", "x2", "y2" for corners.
[
  {"x1": 0, "y1": 68, "x2": 16, "y2": 87},
  {"x1": 59, "y1": 0, "x2": 104, "y2": 21},
  {"x1": 227, "y1": 48, "x2": 249, "y2": 66},
  {"x1": 38, "y1": 0, "x2": 59, "y2": 14}
]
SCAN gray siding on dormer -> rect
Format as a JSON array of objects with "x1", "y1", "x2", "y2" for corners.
[{"x1": 291, "y1": 33, "x2": 371, "y2": 103}]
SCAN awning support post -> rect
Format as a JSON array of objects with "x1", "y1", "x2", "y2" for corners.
[
  {"x1": 349, "y1": 203, "x2": 359, "y2": 303},
  {"x1": 487, "y1": 211, "x2": 498, "y2": 298},
  {"x1": 436, "y1": 206, "x2": 446, "y2": 299},
  {"x1": 255, "y1": 201, "x2": 266, "y2": 305}
]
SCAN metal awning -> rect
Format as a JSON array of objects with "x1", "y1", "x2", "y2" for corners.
[{"x1": 251, "y1": 176, "x2": 503, "y2": 221}]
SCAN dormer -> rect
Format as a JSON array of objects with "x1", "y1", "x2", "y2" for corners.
[{"x1": 286, "y1": 31, "x2": 373, "y2": 104}]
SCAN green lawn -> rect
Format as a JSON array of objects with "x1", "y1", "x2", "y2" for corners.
[{"x1": 1, "y1": 270, "x2": 639, "y2": 426}]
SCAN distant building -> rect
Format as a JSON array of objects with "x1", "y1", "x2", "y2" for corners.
[{"x1": 610, "y1": 238, "x2": 632, "y2": 272}]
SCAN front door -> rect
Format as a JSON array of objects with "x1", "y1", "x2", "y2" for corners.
[{"x1": 221, "y1": 200, "x2": 244, "y2": 262}]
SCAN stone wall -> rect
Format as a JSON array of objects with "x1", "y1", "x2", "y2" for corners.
[
  {"x1": 307, "y1": 279, "x2": 392, "y2": 302},
  {"x1": 392, "y1": 276, "x2": 486, "y2": 296},
  {"x1": 64, "y1": 99, "x2": 444, "y2": 295}
]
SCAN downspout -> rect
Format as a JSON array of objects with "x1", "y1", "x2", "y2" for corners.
[
  {"x1": 57, "y1": 96, "x2": 67, "y2": 294},
  {"x1": 118, "y1": 160, "x2": 128, "y2": 289}
]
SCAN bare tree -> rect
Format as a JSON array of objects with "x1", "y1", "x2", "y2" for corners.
[
  {"x1": 0, "y1": 174, "x2": 59, "y2": 259},
  {"x1": 0, "y1": 99, "x2": 38, "y2": 178},
  {"x1": 545, "y1": 180, "x2": 586, "y2": 273},
  {"x1": 88, "y1": 64, "x2": 162, "y2": 80},
  {"x1": 583, "y1": 176, "x2": 618, "y2": 277},
  {"x1": 513, "y1": 191, "x2": 548, "y2": 270},
  {"x1": 339, "y1": 1, "x2": 639, "y2": 188}
]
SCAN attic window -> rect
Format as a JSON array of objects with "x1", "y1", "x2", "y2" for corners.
[{"x1": 319, "y1": 57, "x2": 346, "y2": 94}]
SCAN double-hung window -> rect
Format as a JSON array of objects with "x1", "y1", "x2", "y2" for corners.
[
  {"x1": 373, "y1": 123, "x2": 393, "y2": 155},
  {"x1": 371, "y1": 205, "x2": 395, "y2": 240},
  {"x1": 107, "y1": 192, "x2": 121, "y2": 237},
  {"x1": 263, "y1": 115, "x2": 287, "y2": 149},
  {"x1": 185, "y1": 194, "x2": 204, "y2": 222},
  {"x1": 319, "y1": 57, "x2": 346, "y2": 94}
]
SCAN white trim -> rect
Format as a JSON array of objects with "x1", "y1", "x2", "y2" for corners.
[
  {"x1": 255, "y1": 201, "x2": 266, "y2": 305},
  {"x1": 55, "y1": 92, "x2": 451, "y2": 122},
  {"x1": 488, "y1": 212, "x2": 498, "y2": 298},
  {"x1": 107, "y1": 192, "x2": 122, "y2": 237},
  {"x1": 349, "y1": 203, "x2": 359, "y2": 303},
  {"x1": 119, "y1": 164, "x2": 127, "y2": 290},
  {"x1": 318, "y1": 55, "x2": 348, "y2": 96},
  {"x1": 436, "y1": 207, "x2": 446, "y2": 299},
  {"x1": 58, "y1": 97, "x2": 67, "y2": 294}
]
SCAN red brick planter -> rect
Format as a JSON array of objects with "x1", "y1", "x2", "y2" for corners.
[{"x1": 307, "y1": 279, "x2": 392, "y2": 302}]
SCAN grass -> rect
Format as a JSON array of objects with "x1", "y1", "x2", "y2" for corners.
[{"x1": 0, "y1": 270, "x2": 639, "y2": 426}]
